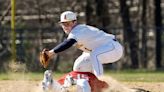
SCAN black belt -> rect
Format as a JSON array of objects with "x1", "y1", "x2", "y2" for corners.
[{"x1": 113, "y1": 39, "x2": 117, "y2": 41}]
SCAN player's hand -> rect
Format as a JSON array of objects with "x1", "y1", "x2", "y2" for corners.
[
  {"x1": 39, "y1": 49, "x2": 55, "y2": 68},
  {"x1": 48, "y1": 50, "x2": 56, "y2": 58}
]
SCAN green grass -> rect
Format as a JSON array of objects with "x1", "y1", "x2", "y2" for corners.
[
  {"x1": 0, "y1": 72, "x2": 64, "y2": 81},
  {"x1": 0, "y1": 70, "x2": 163, "y2": 82},
  {"x1": 105, "y1": 70, "x2": 164, "y2": 82}
]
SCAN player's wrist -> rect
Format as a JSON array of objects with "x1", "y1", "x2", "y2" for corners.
[
  {"x1": 48, "y1": 50, "x2": 56, "y2": 56},
  {"x1": 49, "y1": 49, "x2": 54, "y2": 53}
]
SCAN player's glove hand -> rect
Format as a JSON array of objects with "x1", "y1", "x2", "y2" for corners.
[{"x1": 39, "y1": 48, "x2": 54, "y2": 68}]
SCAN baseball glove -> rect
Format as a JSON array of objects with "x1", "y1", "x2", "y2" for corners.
[{"x1": 39, "y1": 48, "x2": 50, "y2": 68}]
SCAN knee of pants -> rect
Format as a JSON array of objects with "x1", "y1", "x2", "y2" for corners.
[
  {"x1": 76, "y1": 79, "x2": 91, "y2": 92},
  {"x1": 73, "y1": 53, "x2": 93, "y2": 73}
]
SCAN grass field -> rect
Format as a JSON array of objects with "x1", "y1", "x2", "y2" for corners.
[
  {"x1": 0, "y1": 70, "x2": 163, "y2": 82},
  {"x1": 105, "y1": 70, "x2": 164, "y2": 82},
  {"x1": 0, "y1": 70, "x2": 163, "y2": 92}
]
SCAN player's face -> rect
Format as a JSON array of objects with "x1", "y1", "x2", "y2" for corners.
[{"x1": 60, "y1": 21, "x2": 75, "y2": 34}]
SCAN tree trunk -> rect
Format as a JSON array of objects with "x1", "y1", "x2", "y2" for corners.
[
  {"x1": 154, "y1": 0, "x2": 162, "y2": 68},
  {"x1": 86, "y1": 0, "x2": 98, "y2": 26},
  {"x1": 141, "y1": 0, "x2": 148, "y2": 68},
  {"x1": 95, "y1": 0, "x2": 110, "y2": 32},
  {"x1": 119, "y1": 0, "x2": 139, "y2": 69}
]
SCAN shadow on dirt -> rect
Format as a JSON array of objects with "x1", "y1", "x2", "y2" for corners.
[{"x1": 132, "y1": 88, "x2": 150, "y2": 92}]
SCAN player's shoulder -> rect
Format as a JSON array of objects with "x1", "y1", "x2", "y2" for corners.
[
  {"x1": 73, "y1": 24, "x2": 87, "y2": 30},
  {"x1": 71, "y1": 24, "x2": 87, "y2": 33},
  {"x1": 74, "y1": 24, "x2": 99, "y2": 31}
]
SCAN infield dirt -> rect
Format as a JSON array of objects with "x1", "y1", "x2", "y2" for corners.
[{"x1": 0, "y1": 80, "x2": 163, "y2": 92}]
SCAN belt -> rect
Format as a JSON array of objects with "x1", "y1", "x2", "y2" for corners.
[
  {"x1": 83, "y1": 39, "x2": 117, "y2": 52},
  {"x1": 113, "y1": 38, "x2": 117, "y2": 41}
]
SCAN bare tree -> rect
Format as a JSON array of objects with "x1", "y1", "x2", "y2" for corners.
[
  {"x1": 86, "y1": 0, "x2": 99, "y2": 26},
  {"x1": 154, "y1": 0, "x2": 162, "y2": 68},
  {"x1": 95, "y1": 0, "x2": 110, "y2": 32},
  {"x1": 119, "y1": 0, "x2": 139, "y2": 69},
  {"x1": 141, "y1": 0, "x2": 148, "y2": 68}
]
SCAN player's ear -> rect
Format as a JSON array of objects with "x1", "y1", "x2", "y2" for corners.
[{"x1": 73, "y1": 20, "x2": 77, "y2": 24}]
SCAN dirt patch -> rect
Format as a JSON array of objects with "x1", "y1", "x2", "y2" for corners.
[
  {"x1": 0, "y1": 80, "x2": 41, "y2": 92},
  {"x1": 0, "y1": 80, "x2": 163, "y2": 92},
  {"x1": 124, "y1": 82, "x2": 164, "y2": 92}
]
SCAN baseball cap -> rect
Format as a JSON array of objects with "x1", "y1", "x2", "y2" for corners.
[{"x1": 60, "y1": 11, "x2": 77, "y2": 23}]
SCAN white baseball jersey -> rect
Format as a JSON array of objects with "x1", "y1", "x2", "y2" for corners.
[{"x1": 67, "y1": 24, "x2": 115, "y2": 52}]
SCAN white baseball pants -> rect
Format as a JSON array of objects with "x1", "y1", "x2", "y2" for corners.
[
  {"x1": 76, "y1": 79, "x2": 91, "y2": 92},
  {"x1": 73, "y1": 40, "x2": 123, "y2": 77}
]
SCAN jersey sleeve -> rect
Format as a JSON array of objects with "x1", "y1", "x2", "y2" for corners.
[
  {"x1": 67, "y1": 33, "x2": 78, "y2": 41},
  {"x1": 51, "y1": 38, "x2": 77, "y2": 53}
]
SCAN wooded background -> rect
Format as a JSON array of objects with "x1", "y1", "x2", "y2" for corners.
[{"x1": 0, "y1": 0, "x2": 163, "y2": 72}]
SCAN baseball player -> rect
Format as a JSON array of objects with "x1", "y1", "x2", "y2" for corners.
[
  {"x1": 42, "y1": 70, "x2": 108, "y2": 92},
  {"x1": 43, "y1": 11, "x2": 123, "y2": 92}
]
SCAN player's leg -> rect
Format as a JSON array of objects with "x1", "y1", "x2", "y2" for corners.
[
  {"x1": 57, "y1": 52, "x2": 94, "y2": 87},
  {"x1": 90, "y1": 51, "x2": 104, "y2": 77},
  {"x1": 57, "y1": 71, "x2": 109, "y2": 92},
  {"x1": 51, "y1": 80, "x2": 68, "y2": 92},
  {"x1": 42, "y1": 70, "x2": 53, "y2": 91},
  {"x1": 76, "y1": 79, "x2": 91, "y2": 92},
  {"x1": 94, "y1": 40, "x2": 123, "y2": 64},
  {"x1": 90, "y1": 40, "x2": 123, "y2": 76},
  {"x1": 42, "y1": 70, "x2": 68, "y2": 92},
  {"x1": 73, "y1": 52, "x2": 93, "y2": 73},
  {"x1": 72, "y1": 53, "x2": 93, "y2": 92},
  {"x1": 57, "y1": 72, "x2": 92, "y2": 92}
]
